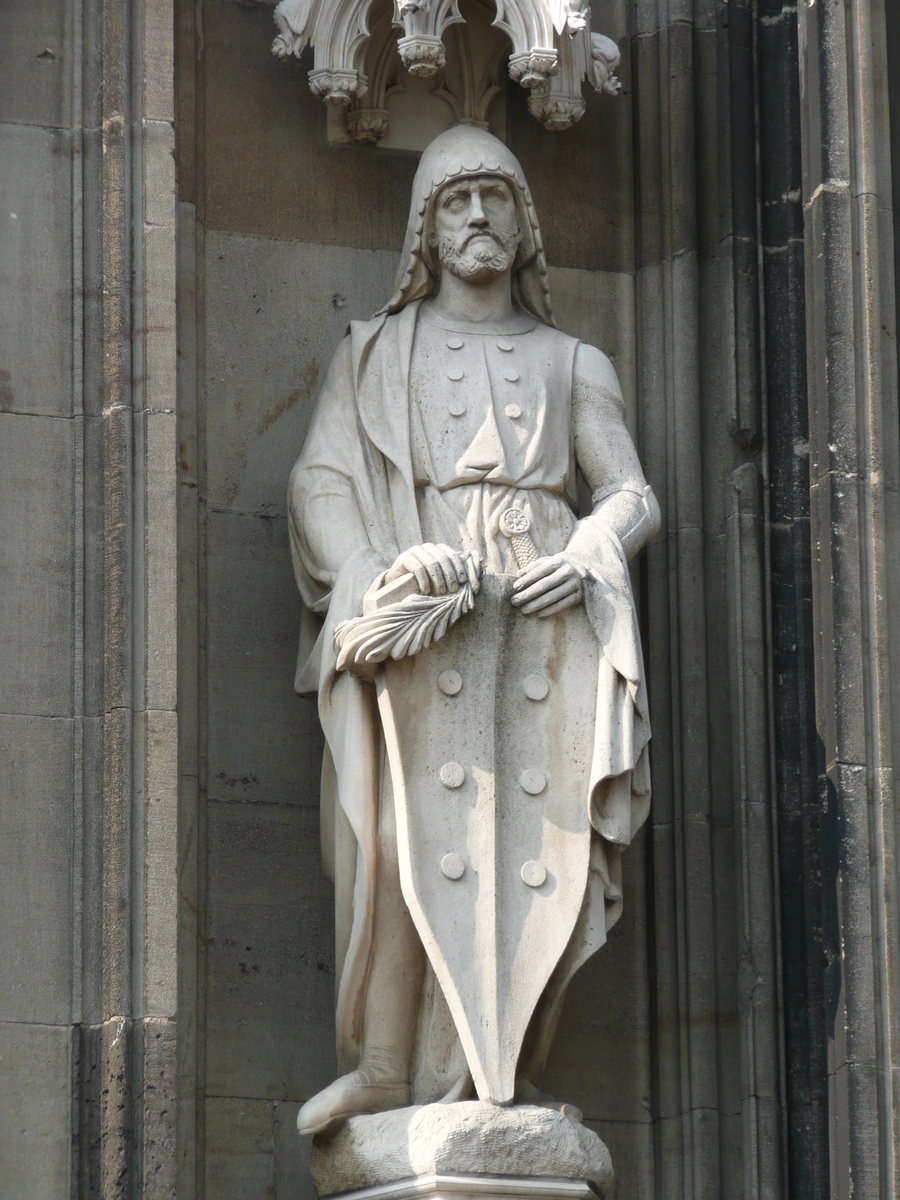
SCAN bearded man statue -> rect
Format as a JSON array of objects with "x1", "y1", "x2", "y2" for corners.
[{"x1": 288, "y1": 124, "x2": 660, "y2": 1138}]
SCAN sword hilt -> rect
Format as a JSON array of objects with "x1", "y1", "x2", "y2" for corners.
[{"x1": 499, "y1": 508, "x2": 539, "y2": 569}]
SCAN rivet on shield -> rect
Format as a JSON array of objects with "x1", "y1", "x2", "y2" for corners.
[
  {"x1": 520, "y1": 860, "x2": 547, "y2": 888},
  {"x1": 440, "y1": 761, "x2": 466, "y2": 789},
  {"x1": 441, "y1": 852, "x2": 465, "y2": 880},
  {"x1": 519, "y1": 768, "x2": 546, "y2": 795},
  {"x1": 522, "y1": 673, "x2": 549, "y2": 701},
  {"x1": 439, "y1": 669, "x2": 462, "y2": 696}
]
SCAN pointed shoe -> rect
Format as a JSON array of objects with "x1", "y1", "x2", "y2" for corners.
[{"x1": 297, "y1": 1072, "x2": 410, "y2": 1137}]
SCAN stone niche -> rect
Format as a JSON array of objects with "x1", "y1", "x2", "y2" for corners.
[
  {"x1": 269, "y1": 0, "x2": 625, "y2": 141},
  {"x1": 324, "y1": 0, "x2": 511, "y2": 150},
  {"x1": 182, "y1": 2, "x2": 643, "y2": 1197}
]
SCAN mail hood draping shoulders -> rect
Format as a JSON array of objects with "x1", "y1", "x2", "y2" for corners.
[{"x1": 378, "y1": 125, "x2": 555, "y2": 326}]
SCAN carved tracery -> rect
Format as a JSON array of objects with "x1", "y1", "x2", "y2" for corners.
[{"x1": 272, "y1": 0, "x2": 621, "y2": 134}]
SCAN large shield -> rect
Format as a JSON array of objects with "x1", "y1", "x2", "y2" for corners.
[{"x1": 377, "y1": 573, "x2": 598, "y2": 1103}]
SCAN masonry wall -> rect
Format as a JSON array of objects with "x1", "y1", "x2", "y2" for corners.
[
  {"x1": 0, "y1": 0, "x2": 180, "y2": 1194},
  {"x1": 2, "y1": 0, "x2": 899, "y2": 1196},
  {"x1": 0, "y1": 1, "x2": 80, "y2": 1189}
]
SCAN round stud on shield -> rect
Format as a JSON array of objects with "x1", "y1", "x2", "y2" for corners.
[
  {"x1": 438, "y1": 670, "x2": 462, "y2": 696},
  {"x1": 519, "y1": 768, "x2": 546, "y2": 795},
  {"x1": 441, "y1": 852, "x2": 465, "y2": 880},
  {"x1": 520, "y1": 860, "x2": 547, "y2": 888},
  {"x1": 440, "y1": 761, "x2": 465, "y2": 789},
  {"x1": 522, "y1": 673, "x2": 549, "y2": 701}
]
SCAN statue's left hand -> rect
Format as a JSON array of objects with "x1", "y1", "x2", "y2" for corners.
[{"x1": 511, "y1": 555, "x2": 584, "y2": 617}]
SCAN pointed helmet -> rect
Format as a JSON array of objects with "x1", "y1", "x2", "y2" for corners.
[{"x1": 378, "y1": 124, "x2": 555, "y2": 326}]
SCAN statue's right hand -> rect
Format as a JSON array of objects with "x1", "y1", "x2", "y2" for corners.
[{"x1": 384, "y1": 543, "x2": 472, "y2": 596}]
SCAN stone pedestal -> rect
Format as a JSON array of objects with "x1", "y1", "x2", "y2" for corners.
[{"x1": 309, "y1": 1102, "x2": 613, "y2": 1199}]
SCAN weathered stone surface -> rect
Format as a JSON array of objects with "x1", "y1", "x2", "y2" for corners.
[
  {"x1": 0, "y1": 0, "x2": 70, "y2": 128},
  {"x1": 588, "y1": 1117, "x2": 653, "y2": 1200},
  {"x1": 543, "y1": 832, "x2": 651, "y2": 1125},
  {"x1": 142, "y1": 709, "x2": 178, "y2": 1017},
  {"x1": 206, "y1": 510, "x2": 322, "y2": 809},
  {"x1": 204, "y1": 232, "x2": 398, "y2": 513},
  {"x1": 276, "y1": 1101, "x2": 318, "y2": 1200},
  {"x1": 143, "y1": 410, "x2": 178, "y2": 713},
  {"x1": 0, "y1": 125, "x2": 74, "y2": 419},
  {"x1": 547, "y1": 266, "x2": 636, "y2": 430},
  {"x1": 205, "y1": 1096, "x2": 275, "y2": 1198},
  {"x1": 0, "y1": 412, "x2": 74, "y2": 716},
  {"x1": 140, "y1": 1017, "x2": 177, "y2": 1199},
  {"x1": 0, "y1": 1021, "x2": 71, "y2": 1198},
  {"x1": 203, "y1": 0, "x2": 417, "y2": 247},
  {"x1": 312, "y1": 1103, "x2": 613, "y2": 1197},
  {"x1": 0, "y1": 715, "x2": 73, "y2": 1024},
  {"x1": 204, "y1": 798, "x2": 335, "y2": 1100},
  {"x1": 508, "y1": 64, "x2": 633, "y2": 274}
]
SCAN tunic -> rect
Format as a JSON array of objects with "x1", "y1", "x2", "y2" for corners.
[{"x1": 409, "y1": 305, "x2": 577, "y2": 574}]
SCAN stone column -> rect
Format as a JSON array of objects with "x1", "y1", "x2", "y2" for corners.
[
  {"x1": 0, "y1": 0, "x2": 179, "y2": 1193},
  {"x1": 797, "y1": 1, "x2": 900, "y2": 1197}
]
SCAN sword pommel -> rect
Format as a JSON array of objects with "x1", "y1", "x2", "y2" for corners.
[{"x1": 499, "y1": 508, "x2": 539, "y2": 569}]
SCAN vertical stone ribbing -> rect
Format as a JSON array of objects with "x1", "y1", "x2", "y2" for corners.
[
  {"x1": 758, "y1": 0, "x2": 829, "y2": 1195},
  {"x1": 797, "y1": 0, "x2": 900, "y2": 1196},
  {"x1": 633, "y1": 0, "x2": 789, "y2": 1195},
  {"x1": 719, "y1": 4, "x2": 786, "y2": 1197},
  {"x1": 94, "y1": 0, "x2": 137, "y2": 1192},
  {"x1": 74, "y1": 0, "x2": 179, "y2": 1192},
  {"x1": 174, "y1": 0, "x2": 208, "y2": 1191},
  {"x1": 633, "y1": 4, "x2": 721, "y2": 1196}
]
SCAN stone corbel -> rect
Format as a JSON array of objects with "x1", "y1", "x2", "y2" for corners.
[{"x1": 271, "y1": 0, "x2": 621, "y2": 131}]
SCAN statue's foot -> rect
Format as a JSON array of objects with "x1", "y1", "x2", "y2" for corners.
[
  {"x1": 515, "y1": 1078, "x2": 583, "y2": 1125},
  {"x1": 297, "y1": 1066, "x2": 410, "y2": 1137}
]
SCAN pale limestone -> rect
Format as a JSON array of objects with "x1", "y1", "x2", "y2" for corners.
[
  {"x1": 310, "y1": 1103, "x2": 613, "y2": 1197},
  {"x1": 290, "y1": 127, "x2": 657, "y2": 1155},
  {"x1": 0, "y1": 125, "x2": 73, "y2": 418},
  {"x1": 0, "y1": 715, "x2": 74, "y2": 1023},
  {"x1": 203, "y1": 235, "x2": 399, "y2": 514},
  {"x1": 0, "y1": 1022, "x2": 72, "y2": 1199}
]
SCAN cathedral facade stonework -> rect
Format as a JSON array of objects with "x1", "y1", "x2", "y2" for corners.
[{"x1": 1, "y1": 0, "x2": 900, "y2": 1197}]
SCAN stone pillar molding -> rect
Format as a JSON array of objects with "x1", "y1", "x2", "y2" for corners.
[
  {"x1": 797, "y1": 0, "x2": 900, "y2": 1196},
  {"x1": 78, "y1": 0, "x2": 178, "y2": 1192}
]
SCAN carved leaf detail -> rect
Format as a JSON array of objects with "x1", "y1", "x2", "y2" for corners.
[{"x1": 334, "y1": 581, "x2": 476, "y2": 671}]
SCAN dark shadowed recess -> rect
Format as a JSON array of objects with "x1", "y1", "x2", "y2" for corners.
[
  {"x1": 888, "y1": 0, "x2": 900, "y2": 371},
  {"x1": 758, "y1": 2, "x2": 829, "y2": 1196}
]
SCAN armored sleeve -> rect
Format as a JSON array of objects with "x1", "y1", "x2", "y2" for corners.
[{"x1": 568, "y1": 343, "x2": 660, "y2": 562}]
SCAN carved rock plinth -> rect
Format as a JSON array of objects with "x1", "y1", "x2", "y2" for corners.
[{"x1": 310, "y1": 1103, "x2": 613, "y2": 1199}]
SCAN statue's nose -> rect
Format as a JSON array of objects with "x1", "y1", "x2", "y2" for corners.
[{"x1": 467, "y1": 194, "x2": 488, "y2": 225}]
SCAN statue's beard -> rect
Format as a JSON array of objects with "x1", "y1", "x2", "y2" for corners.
[{"x1": 437, "y1": 228, "x2": 519, "y2": 283}]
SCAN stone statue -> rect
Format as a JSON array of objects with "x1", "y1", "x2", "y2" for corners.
[{"x1": 288, "y1": 124, "x2": 659, "y2": 1141}]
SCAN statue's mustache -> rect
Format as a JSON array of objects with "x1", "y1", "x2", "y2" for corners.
[{"x1": 462, "y1": 229, "x2": 502, "y2": 247}]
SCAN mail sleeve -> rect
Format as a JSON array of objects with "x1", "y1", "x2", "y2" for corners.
[{"x1": 565, "y1": 342, "x2": 660, "y2": 566}]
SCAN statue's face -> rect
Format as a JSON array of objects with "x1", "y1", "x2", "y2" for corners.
[{"x1": 429, "y1": 174, "x2": 521, "y2": 284}]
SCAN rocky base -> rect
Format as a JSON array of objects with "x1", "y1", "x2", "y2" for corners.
[{"x1": 310, "y1": 1102, "x2": 613, "y2": 1198}]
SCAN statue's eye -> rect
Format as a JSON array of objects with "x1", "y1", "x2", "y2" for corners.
[{"x1": 445, "y1": 194, "x2": 468, "y2": 211}]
